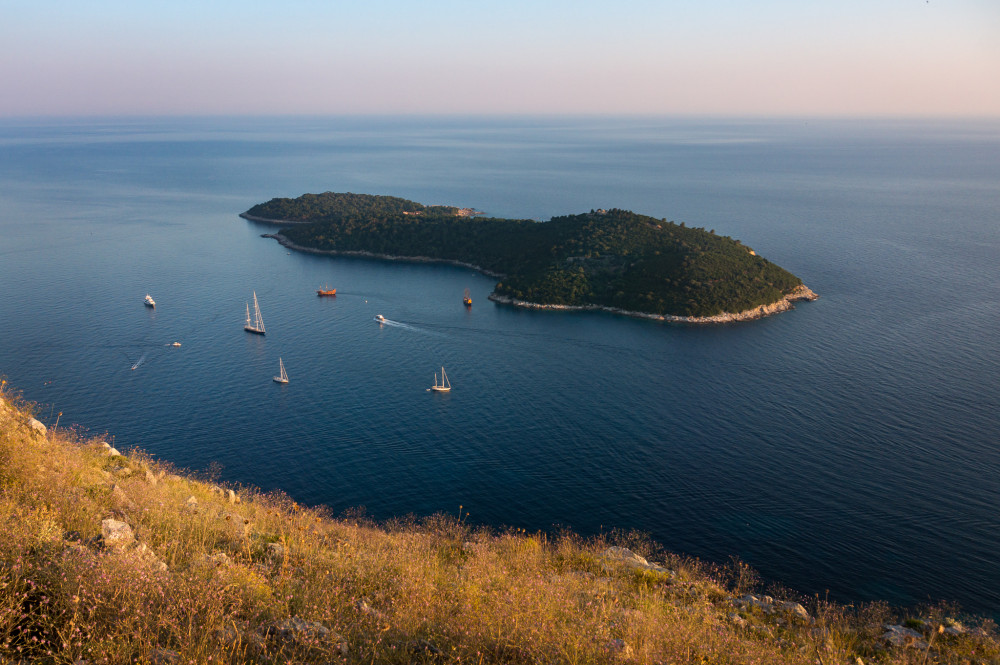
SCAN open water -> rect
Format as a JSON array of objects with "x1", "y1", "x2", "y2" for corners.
[{"x1": 1, "y1": 116, "x2": 999, "y2": 613}]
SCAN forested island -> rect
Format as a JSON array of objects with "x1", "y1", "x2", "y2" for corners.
[{"x1": 242, "y1": 192, "x2": 816, "y2": 321}]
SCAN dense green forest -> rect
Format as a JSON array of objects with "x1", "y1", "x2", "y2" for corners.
[{"x1": 244, "y1": 192, "x2": 804, "y2": 317}]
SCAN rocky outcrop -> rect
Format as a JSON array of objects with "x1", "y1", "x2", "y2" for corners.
[
  {"x1": 28, "y1": 418, "x2": 47, "y2": 437},
  {"x1": 101, "y1": 518, "x2": 135, "y2": 549},
  {"x1": 882, "y1": 624, "x2": 928, "y2": 649},
  {"x1": 732, "y1": 594, "x2": 812, "y2": 622},
  {"x1": 601, "y1": 546, "x2": 673, "y2": 575}
]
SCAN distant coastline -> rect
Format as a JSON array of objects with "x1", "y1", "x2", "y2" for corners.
[{"x1": 263, "y1": 231, "x2": 817, "y2": 324}]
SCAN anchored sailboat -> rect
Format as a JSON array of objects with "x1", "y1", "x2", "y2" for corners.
[
  {"x1": 244, "y1": 291, "x2": 265, "y2": 335},
  {"x1": 428, "y1": 367, "x2": 451, "y2": 393},
  {"x1": 273, "y1": 357, "x2": 289, "y2": 384}
]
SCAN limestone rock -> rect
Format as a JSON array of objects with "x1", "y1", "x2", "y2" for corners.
[
  {"x1": 104, "y1": 446, "x2": 122, "y2": 457},
  {"x1": 28, "y1": 418, "x2": 47, "y2": 437},
  {"x1": 882, "y1": 624, "x2": 928, "y2": 649},
  {"x1": 111, "y1": 465, "x2": 133, "y2": 478},
  {"x1": 189, "y1": 551, "x2": 231, "y2": 575},
  {"x1": 734, "y1": 594, "x2": 775, "y2": 613},
  {"x1": 228, "y1": 488, "x2": 240, "y2": 504},
  {"x1": 779, "y1": 600, "x2": 811, "y2": 621},
  {"x1": 601, "y1": 546, "x2": 671, "y2": 575},
  {"x1": 185, "y1": 496, "x2": 198, "y2": 512},
  {"x1": 944, "y1": 618, "x2": 966, "y2": 635},
  {"x1": 101, "y1": 518, "x2": 134, "y2": 549},
  {"x1": 110, "y1": 484, "x2": 137, "y2": 511},
  {"x1": 131, "y1": 543, "x2": 168, "y2": 572}
]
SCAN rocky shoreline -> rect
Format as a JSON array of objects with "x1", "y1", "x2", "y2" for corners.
[
  {"x1": 488, "y1": 284, "x2": 819, "y2": 324},
  {"x1": 263, "y1": 232, "x2": 817, "y2": 324}
]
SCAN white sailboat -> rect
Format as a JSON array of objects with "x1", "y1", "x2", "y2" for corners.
[
  {"x1": 428, "y1": 366, "x2": 451, "y2": 393},
  {"x1": 244, "y1": 290, "x2": 265, "y2": 335},
  {"x1": 144, "y1": 294, "x2": 155, "y2": 307},
  {"x1": 273, "y1": 357, "x2": 289, "y2": 384}
]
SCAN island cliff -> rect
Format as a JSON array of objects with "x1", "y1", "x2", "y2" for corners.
[{"x1": 243, "y1": 192, "x2": 817, "y2": 322}]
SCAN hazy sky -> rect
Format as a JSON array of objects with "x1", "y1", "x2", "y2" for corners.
[{"x1": 2, "y1": 0, "x2": 998, "y2": 117}]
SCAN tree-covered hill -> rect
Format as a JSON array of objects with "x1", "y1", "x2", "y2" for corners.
[{"x1": 244, "y1": 193, "x2": 808, "y2": 318}]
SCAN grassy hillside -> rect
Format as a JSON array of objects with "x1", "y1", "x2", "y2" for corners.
[
  {"x1": 245, "y1": 193, "x2": 808, "y2": 318},
  {"x1": 0, "y1": 384, "x2": 992, "y2": 664}
]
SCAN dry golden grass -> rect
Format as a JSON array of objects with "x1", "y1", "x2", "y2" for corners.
[{"x1": 1, "y1": 384, "x2": 997, "y2": 664}]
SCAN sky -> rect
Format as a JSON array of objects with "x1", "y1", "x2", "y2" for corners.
[{"x1": 2, "y1": 0, "x2": 998, "y2": 117}]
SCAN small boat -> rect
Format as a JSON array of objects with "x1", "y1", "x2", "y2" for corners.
[
  {"x1": 374, "y1": 314, "x2": 385, "y2": 323},
  {"x1": 463, "y1": 288, "x2": 472, "y2": 307},
  {"x1": 244, "y1": 290, "x2": 266, "y2": 335},
  {"x1": 170, "y1": 342, "x2": 181, "y2": 347},
  {"x1": 144, "y1": 294, "x2": 156, "y2": 307},
  {"x1": 273, "y1": 357, "x2": 289, "y2": 384},
  {"x1": 317, "y1": 285, "x2": 337, "y2": 297},
  {"x1": 428, "y1": 367, "x2": 451, "y2": 393}
]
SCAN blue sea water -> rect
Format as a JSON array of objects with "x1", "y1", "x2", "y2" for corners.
[{"x1": 1, "y1": 116, "x2": 999, "y2": 613}]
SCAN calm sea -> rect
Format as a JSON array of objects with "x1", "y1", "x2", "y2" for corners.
[{"x1": 1, "y1": 116, "x2": 999, "y2": 613}]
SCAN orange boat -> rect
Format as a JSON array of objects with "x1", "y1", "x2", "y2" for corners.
[{"x1": 316, "y1": 286, "x2": 337, "y2": 297}]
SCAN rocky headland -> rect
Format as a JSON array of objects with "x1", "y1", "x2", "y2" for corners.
[{"x1": 0, "y1": 385, "x2": 992, "y2": 664}]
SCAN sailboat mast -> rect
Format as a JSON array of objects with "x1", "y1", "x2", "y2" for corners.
[{"x1": 253, "y1": 291, "x2": 264, "y2": 332}]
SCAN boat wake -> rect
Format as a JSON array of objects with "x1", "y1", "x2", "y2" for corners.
[
  {"x1": 130, "y1": 352, "x2": 147, "y2": 371},
  {"x1": 376, "y1": 317, "x2": 448, "y2": 338}
]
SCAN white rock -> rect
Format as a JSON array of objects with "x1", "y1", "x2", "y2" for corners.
[
  {"x1": 101, "y1": 518, "x2": 134, "y2": 548},
  {"x1": 601, "y1": 546, "x2": 671, "y2": 574},
  {"x1": 28, "y1": 418, "x2": 47, "y2": 437},
  {"x1": 779, "y1": 601, "x2": 811, "y2": 621},
  {"x1": 882, "y1": 624, "x2": 927, "y2": 649}
]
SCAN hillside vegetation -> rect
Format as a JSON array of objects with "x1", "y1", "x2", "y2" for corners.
[
  {"x1": 1, "y1": 383, "x2": 994, "y2": 664},
  {"x1": 243, "y1": 193, "x2": 807, "y2": 318}
]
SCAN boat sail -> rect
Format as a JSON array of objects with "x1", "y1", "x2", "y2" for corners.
[
  {"x1": 273, "y1": 357, "x2": 289, "y2": 384},
  {"x1": 244, "y1": 290, "x2": 266, "y2": 335},
  {"x1": 428, "y1": 367, "x2": 451, "y2": 393}
]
